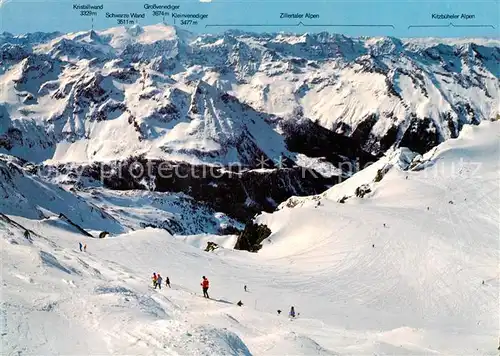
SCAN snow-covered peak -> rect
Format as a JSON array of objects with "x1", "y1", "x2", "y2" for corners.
[
  {"x1": 99, "y1": 24, "x2": 179, "y2": 50},
  {"x1": 0, "y1": 27, "x2": 498, "y2": 169}
]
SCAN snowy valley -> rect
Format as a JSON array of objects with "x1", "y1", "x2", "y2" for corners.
[{"x1": 0, "y1": 24, "x2": 499, "y2": 355}]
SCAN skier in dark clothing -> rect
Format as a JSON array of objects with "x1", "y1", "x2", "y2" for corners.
[
  {"x1": 79, "y1": 242, "x2": 83, "y2": 252},
  {"x1": 244, "y1": 285, "x2": 247, "y2": 292},
  {"x1": 289, "y1": 306, "x2": 296, "y2": 318},
  {"x1": 166, "y1": 277, "x2": 171, "y2": 288},
  {"x1": 201, "y1": 276, "x2": 210, "y2": 298}
]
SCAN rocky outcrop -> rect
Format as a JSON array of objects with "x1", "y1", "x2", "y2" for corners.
[
  {"x1": 205, "y1": 241, "x2": 219, "y2": 252},
  {"x1": 234, "y1": 222, "x2": 272, "y2": 252},
  {"x1": 399, "y1": 117, "x2": 440, "y2": 154},
  {"x1": 281, "y1": 118, "x2": 381, "y2": 171},
  {"x1": 354, "y1": 184, "x2": 372, "y2": 198}
]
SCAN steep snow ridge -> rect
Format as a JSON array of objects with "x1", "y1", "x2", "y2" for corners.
[
  {"x1": 76, "y1": 188, "x2": 244, "y2": 235},
  {"x1": 0, "y1": 154, "x2": 125, "y2": 234},
  {"x1": 158, "y1": 80, "x2": 292, "y2": 166},
  {"x1": 32, "y1": 25, "x2": 185, "y2": 58}
]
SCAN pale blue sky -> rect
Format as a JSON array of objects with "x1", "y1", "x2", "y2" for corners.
[{"x1": 1, "y1": 0, "x2": 499, "y2": 37}]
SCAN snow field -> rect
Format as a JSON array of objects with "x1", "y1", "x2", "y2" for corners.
[{"x1": 1, "y1": 121, "x2": 499, "y2": 355}]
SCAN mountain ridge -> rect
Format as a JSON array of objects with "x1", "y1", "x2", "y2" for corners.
[
  {"x1": 1, "y1": 24, "x2": 498, "y2": 226},
  {"x1": 1, "y1": 24, "x2": 498, "y2": 165}
]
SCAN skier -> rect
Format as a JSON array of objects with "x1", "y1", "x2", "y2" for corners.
[
  {"x1": 79, "y1": 242, "x2": 83, "y2": 252},
  {"x1": 152, "y1": 273, "x2": 158, "y2": 288},
  {"x1": 201, "y1": 276, "x2": 210, "y2": 298},
  {"x1": 244, "y1": 285, "x2": 247, "y2": 292},
  {"x1": 83, "y1": 243, "x2": 87, "y2": 252},
  {"x1": 156, "y1": 274, "x2": 163, "y2": 289},
  {"x1": 166, "y1": 277, "x2": 171, "y2": 288},
  {"x1": 289, "y1": 306, "x2": 296, "y2": 318}
]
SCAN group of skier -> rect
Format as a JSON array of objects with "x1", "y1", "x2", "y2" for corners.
[
  {"x1": 151, "y1": 272, "x2": 171, "y2": 289},
  {"x1": 150, "y1": 274, "x2": 297, "y2": 318}
]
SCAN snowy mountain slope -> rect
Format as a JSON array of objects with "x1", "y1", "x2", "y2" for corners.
[
  {"x1": 2, "y1": 222, "x2": 344, "y2": 355},
  {"x1": 76, "y1": 188, "x2": 244, "y2": 235},
  {"x1": 0, "y1": 154, "x2": 125, "y2": 234},
  {"x1": 1, "y1": 24, "x2": 498, "y2": 355},
  {"x1": 254, "y1": 121, "x2": 500, "y2": 352},
  {"x1": 0, "y1": 152, "x2": 245, "y2": 235},
  {"x1": 1, "y1": 121, "x2": 498, "y2": 355},
  {"x1": 1, "y1": 24, "x2": 498, "y2": 166}
]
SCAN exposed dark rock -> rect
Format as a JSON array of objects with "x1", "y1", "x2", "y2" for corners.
[
  {"x1": 205, "y1": 241, "x2": 219, "y2": 252},
  {"x1": 1, "y1": 43, "x2": 31, "y2": 62},
  {"x1": 338, "y1": 196, "x2": 349, "y2": 204},
  {"x1": 374, "y1": 164, "x2": 392, "y2": 183},
  {"x1": 444, "y1": 112, "x2": 458, "y2": 139},
  {"x1": 58, "y1": 213, "x2": 94, "y2": 237},
  {"x1": 281, "y1": 118, "x2": 381, "y2": 173},
  {"x1": 22, "y1": 93, "x2": 37, "y2": 105},
  {"x1": 98, "y1": 231, "x2": 109, "y2": 239},
  {"x1": 355, "y1": 184, "x2": 372, "y2": 198},
  {"x1": 0, "y1": 128, "x2": 23, "y2": 151},
  {"x1": 374, "y1": 169, "x2": 384, "y2": 183},
  {"x1": 399, "y1": 116, "x2": 440, "y2": 154},
  {"x1": 219, "y1": 225, "x2": 242, "y2": 235},
  {"x1": 234, "y1": 221, "x2": 271, "y2": 252},
  {"x1": 138, "y1": 216, "x2": 190, "y2": 235},
  {"x1": 355, "y1": 56, "x2": 390, "y2": 75},
  {"x1": 385, "y1": 76, "x2": 402, "y2": 99},
  {"x1": 333, "y1": 121, "x2": 352, "y2": 136},
  {"x1": 351, "y1": 113, "x2": 378, "y2": 147},
  {"x1": 108, "y1": 66, "x2": 140, "y2": 83},
  {"x1": 0, "y1": 213, "x2": 38, "y2": 242},
  {"x1": 157, "y1": 103, "x2": 179, "y2": 117},
  {"x1": 91, "y1": 101, "x2": 127, "y2": 122},
  {"x1": 379, "y1": 125, "x2": 399, "y2": 152}
]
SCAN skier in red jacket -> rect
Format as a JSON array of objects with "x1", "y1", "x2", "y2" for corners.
[{"x1": 201, "y1": 276, "x2": 210, "y2": 298}]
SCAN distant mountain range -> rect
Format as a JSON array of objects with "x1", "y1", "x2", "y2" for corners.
[{"x1": 0, "y1": 24, "x2": 498, "y2": 230}]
